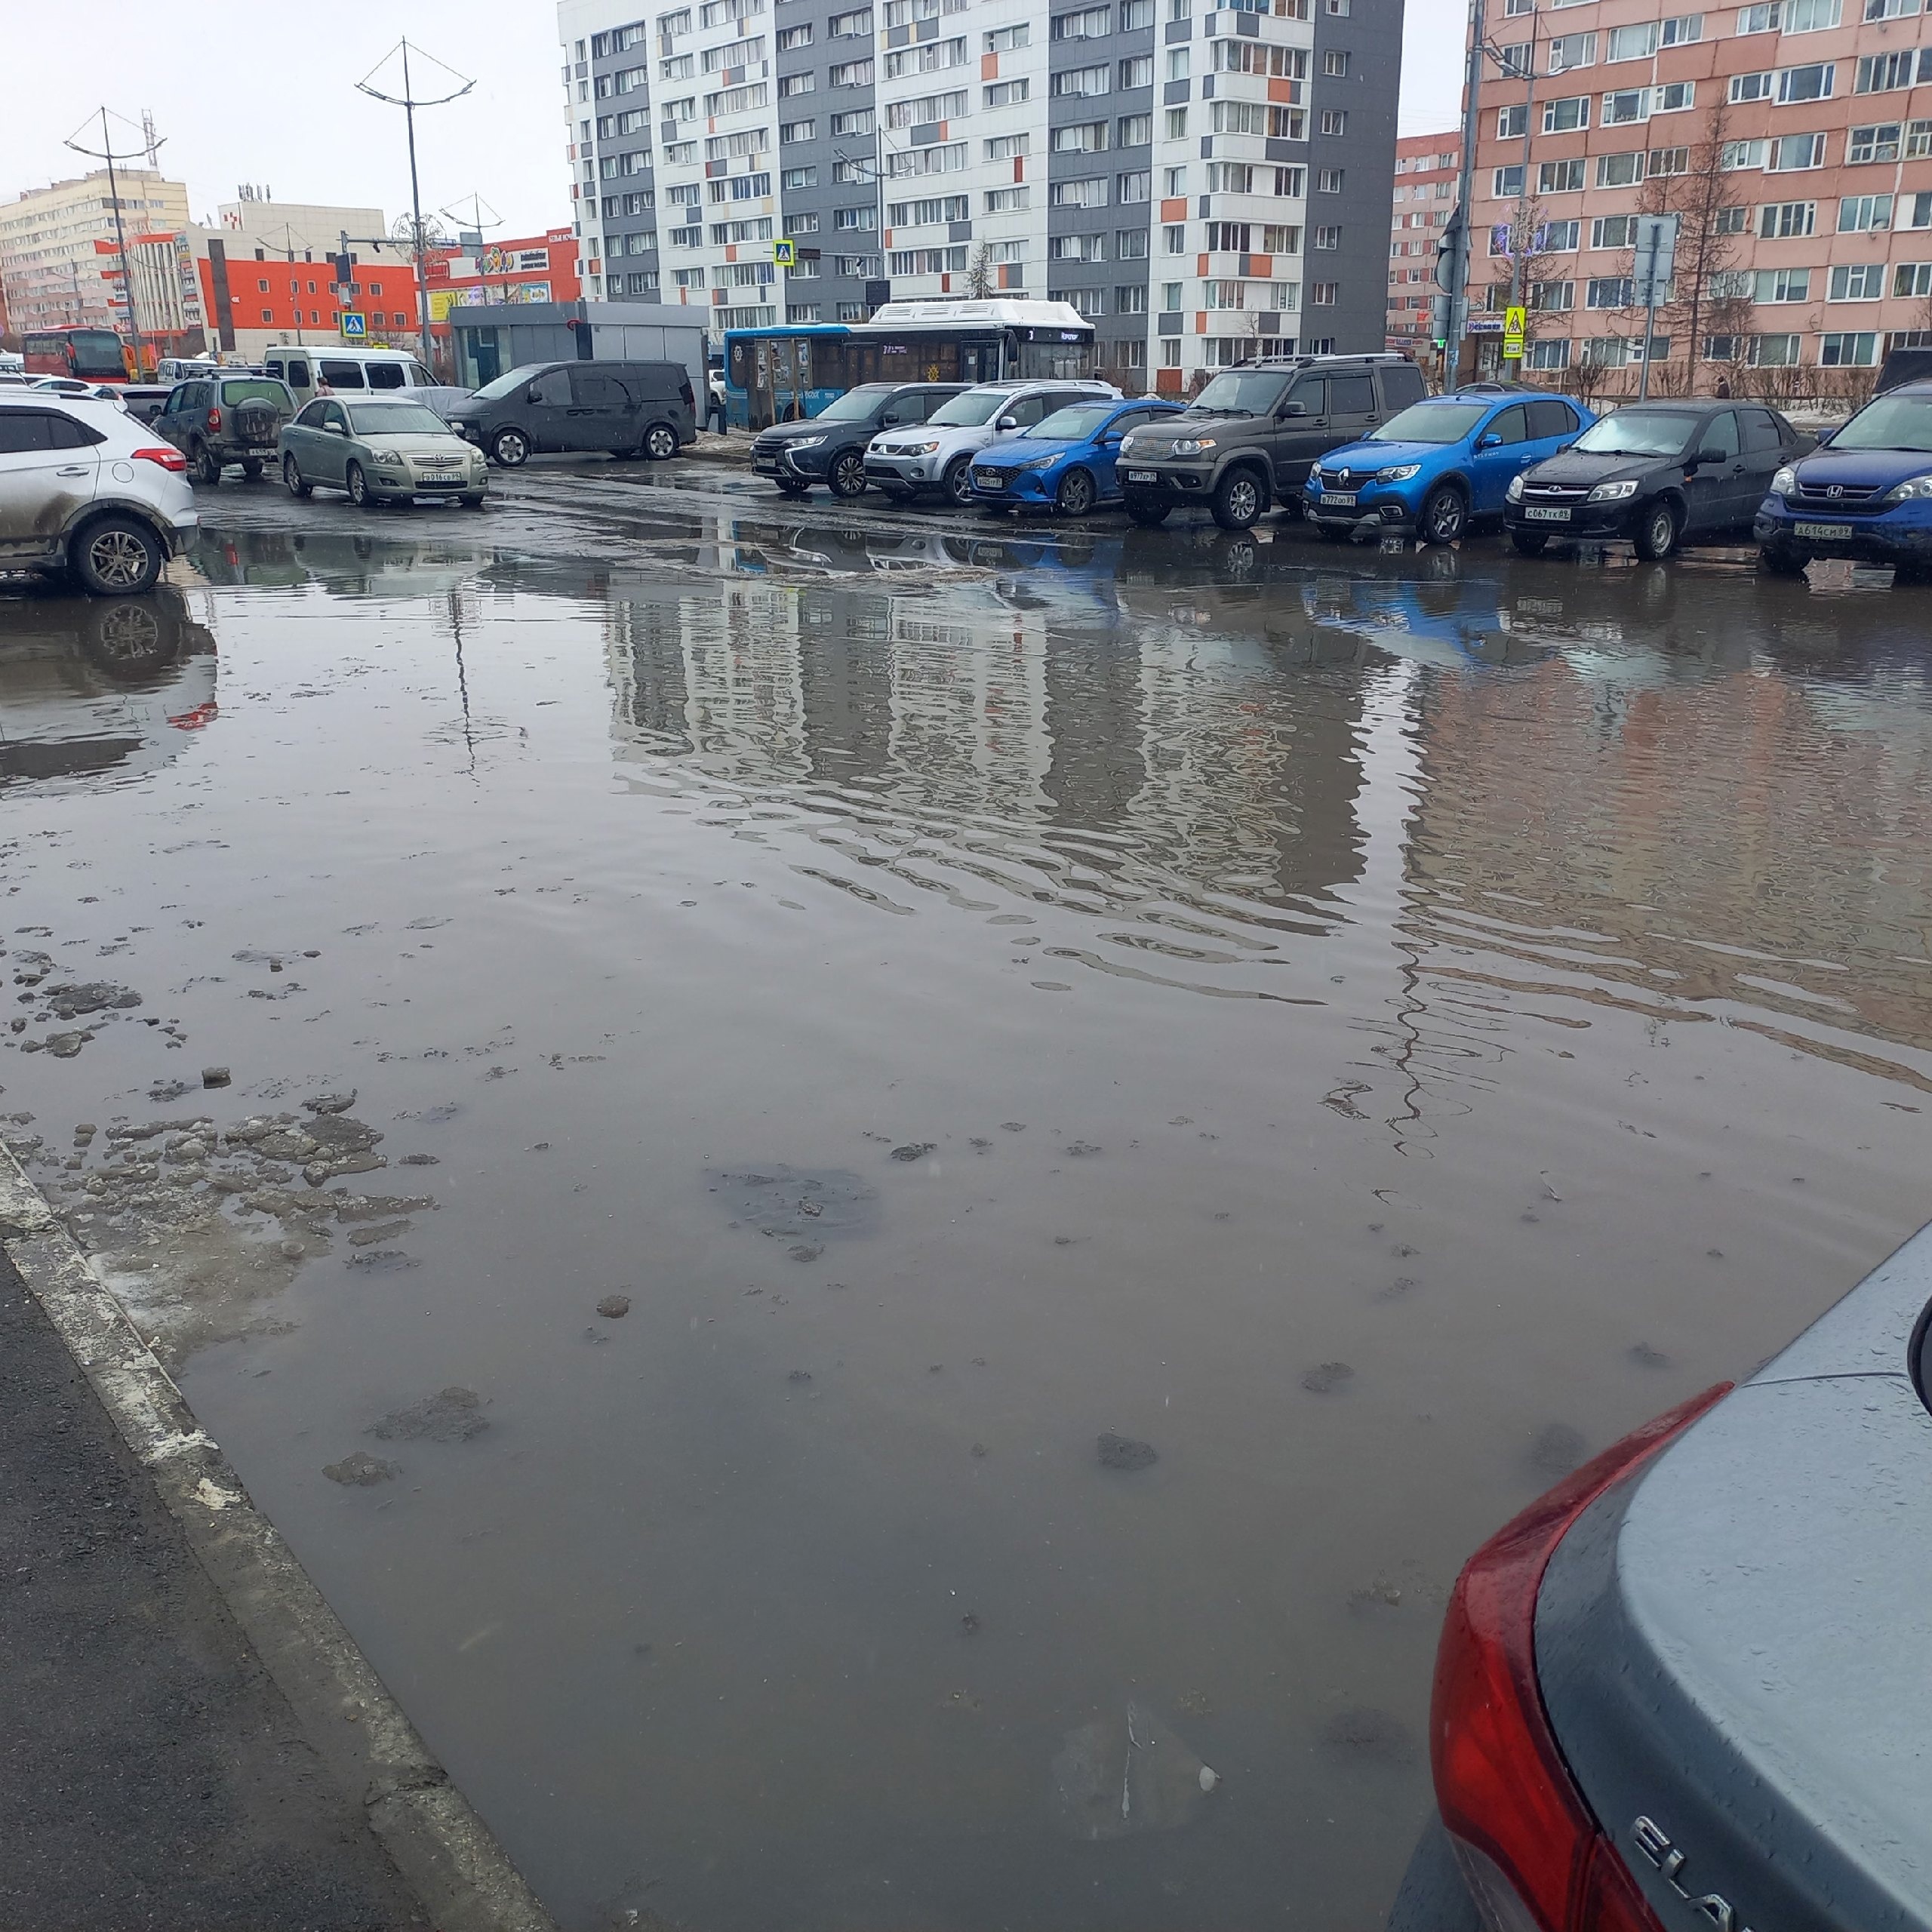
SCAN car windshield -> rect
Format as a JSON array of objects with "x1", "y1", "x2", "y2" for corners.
[
  {"x1": 220, "y1": 380, "x2": 290, "y2": 408},
  {"x1": 928, "y1": 389, "x2": 1011, "y2": 428},
  {"x1": 1371, "y1": 402, "x2": 1489, "y2": 445},
  {"x1": 814, "y1": 386, "x2": 897, "y2": 423},
  {"x1": 1189, "y1": 370, "x2": 1289, "y2": 416},
  {"x1": 1029, "y1": 403, "x2": 1115, "y2": 440},
  {"x1": 1830, "y1": 393, "x2": 1932, "y2": 453},
  {"x1": 1571, "y1": 411, "x2": 1695, "y2": 458},
  {"x1": 348, "y1": 403, "x2": 451, "y2": 436},
  {"x1": 470, "y1": 364, "x2": 552, "y2": 403}
]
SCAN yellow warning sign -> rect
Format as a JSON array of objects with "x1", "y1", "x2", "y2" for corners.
[{"x1": 1504, "y1": 304, "x2": 1527, "y2": 336}]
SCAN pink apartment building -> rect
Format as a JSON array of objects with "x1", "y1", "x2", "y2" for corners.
[
  {"x1": 1389, "y1": 129, "x2": 1463, "y2": 347},
  {"x1": 1468, "y1": 0, "x2": 1932, "y2": 393}
]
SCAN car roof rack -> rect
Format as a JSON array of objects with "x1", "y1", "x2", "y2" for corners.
[{"x1": 1230, "y1": 351, "x2": 1414, "y2": 370}]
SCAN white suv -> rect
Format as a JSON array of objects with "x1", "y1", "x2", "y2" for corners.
[
  {"x1": 864, "y1": 379, "x2": 1118, "y2": 507},
  {"x1": 0, "y1": 394, "x2": 197, "y2": 595}
]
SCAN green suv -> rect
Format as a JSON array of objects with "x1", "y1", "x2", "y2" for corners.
[{"x1": 1118, "y1": 355, "x2": 1426, "y2": 531}]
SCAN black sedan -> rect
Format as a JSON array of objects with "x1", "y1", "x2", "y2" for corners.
[{"x1": 1504, "y1": 400, "x2": 1809, "y2": 561}]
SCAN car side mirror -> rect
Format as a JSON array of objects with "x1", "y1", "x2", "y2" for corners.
[
  {"x1": 1279, "y1": 400, "x2": 1307, "y2": 417},
  {"x1": 325, "y1": 422, "x2": 346, "y2": 436},
  {"x1": 1692, "y1": 446, "x2": 1724, "y2": 469},
  {"x1": 1814, "y1": 427, "x2": 1835, "y2": 447},
  {"x1": 526, "y1": 386, "x2": 543, "y2": 402},
  {"x1": 881, "y1": 411, "x2": 904, "y2": 426}
]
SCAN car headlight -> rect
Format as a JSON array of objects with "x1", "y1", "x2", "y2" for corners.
[
  {"x1": 1376, "y1": 464, "x2": 1420, "y2": 484},
  {"x1": 1770, "y1": 465, "x2": 1796, "y2": 496},
  {"x1": 1118, "y1": 436, "x2": 1137, "y2": 453},
  {"x1": 1018, "y1": 454, "x2": 1058, "y2": 471},
  {"x1": 1172, "y1": 437, "x2": 1217, "y2": 455},
  {"x1": 1587, "y1": 478, "x2": 1640, "y2": 503},
  {"x1": 1884, "y1": 472, "x2": 1932, "y2": 502},
  {"x1": 372, "y1": 448, "x2": 405, "y2": 467},
  {"x1": 905, "y1": 439, "x2": 940, "y2": 455},
  {"x1": 788, "y1": 434, "x2": 826, "y2": 451},
  {"x1": 1506, "y1": 473, "x2": 1525, "y2": 503}
]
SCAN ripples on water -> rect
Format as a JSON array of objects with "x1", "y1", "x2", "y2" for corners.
[{"x1": 6, "y1": 519, "x2": 1932, "y2": 1930}]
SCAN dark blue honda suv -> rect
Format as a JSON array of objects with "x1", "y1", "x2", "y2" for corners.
[{"x1": 1755, "y1": 380, "x2": 1932, "y2": 574}]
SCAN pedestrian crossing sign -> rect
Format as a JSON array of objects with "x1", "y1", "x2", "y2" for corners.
[
  {"x1": 773, "y1": 240, "x2": 796, "y2": 268},
  {"x1": 340, "y1": 312, "x2": 367, "y2": 338},
  {"x1": 1503, "y1": 303, "x2": 1526, "y2": 358}
]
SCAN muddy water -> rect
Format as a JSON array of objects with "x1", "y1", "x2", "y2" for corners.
[{"x1": 6, "y1": 502, "x2": 1932, "y2": 1930}]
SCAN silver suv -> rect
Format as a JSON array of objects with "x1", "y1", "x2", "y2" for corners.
[
  {"x1": 865, "y1": 380, "x2": 1118, "y2": 507},
  {"x1": 1119, "y1": 355, "x2": 1425, "y2": 531}
]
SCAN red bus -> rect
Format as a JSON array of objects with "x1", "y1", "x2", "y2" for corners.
[{"x1": 21, "y1": 326, "x2": 137, "y2": 383}]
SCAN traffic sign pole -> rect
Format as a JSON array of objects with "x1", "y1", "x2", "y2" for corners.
[
  {"x1": 1632, "y1": 214, "x2": 1678, "y2": 403},
  {"x1": 1502, "y1": 302, "x2": 1527, "y2": 361}
]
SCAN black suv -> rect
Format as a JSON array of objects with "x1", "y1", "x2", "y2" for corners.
[
  {"x1": 152, "y1": 375, "x2": 298, "y2": 485},
  {"x1": 1505, "y1": 399, "x2": 1810, "y2": 561},
  {"x1": 445, "y1": 361, "x2": 697, "y2": 466},
  {"x1": 750, "y1": 382, "x2": 967, "y2": 498},
  {"x1": 1118, "y1": 355, "x2": 1425, "y2": 531}
]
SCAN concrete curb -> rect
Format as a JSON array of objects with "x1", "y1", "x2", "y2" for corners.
[{"x1": 0, "y1": 1147, "x2": 555, "y2": 1932}]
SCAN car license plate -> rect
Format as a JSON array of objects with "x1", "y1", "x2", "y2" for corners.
[
  {"x1": 1793, "y1": 521, "x2": 1852, "y2": 540},
  {"x1": 1126, "y1": 469, "x2": 1158, "y2": 483},
  {"x1": 755, "y1": 460, "x2": 780, "y2": 475},
  {"x1": 1323, "y1": 491, "x2": 1357, "y2": 509},
  {"x1": 1524, "y1": 506, "x2": 1571, "y2": 523},
  {"x1": 976, "y1": 472, "x2": 1004, "y2": 490}
]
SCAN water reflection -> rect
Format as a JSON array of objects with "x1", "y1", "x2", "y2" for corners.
[{"x1": 0, "y1": 585, "x2": 218, "y2": 789}]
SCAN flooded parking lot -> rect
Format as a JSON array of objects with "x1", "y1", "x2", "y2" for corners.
[{"x1": 6, "y1": 478, "x2": 1932, "y2": 1930}]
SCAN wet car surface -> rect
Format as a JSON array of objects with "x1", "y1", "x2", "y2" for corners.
[{"x1": 5, "y1": 472, "x2": 1932, "y2": 1930}]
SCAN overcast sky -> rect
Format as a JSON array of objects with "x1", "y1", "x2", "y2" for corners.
[{"x1": 4, "y1": 0, "x2": 1466, "y2": 238}]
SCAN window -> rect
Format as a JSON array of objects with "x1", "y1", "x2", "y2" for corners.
[
  {"x1": 1721, "y1": 138, "x2": 1767, "y2": 170},
  {"x1": 1116, "y1": 226, "x2": 1149, "y2": 257},
  {"x1": 828, "y1": 6, "x2": 871, "y2": 31},
  {"x1": 1118, "y1": 170, "x2": 1152, "y2": 201},
  {"x1": 782, "y1": 164, "x2": 817, "y2": 188},
  {"x1": 777, "y1": 21, "x2": 811, "y2": 45},
  {"x1": 1656, "y1": 82, "x2": 1694, "y2": 111},
  {"x1": 1320, "y1": 109, "x2": 1347, "y2": 135},
  {"x1": 1539, "y1": 158, "x2": 1586, "y2": 192},
  {"x1": 1596, "y1": 152, "x2": 1644, "y2": 187},
  {"x1": 1310, "y1": 281, "x2": 1338, "y2": 303},
  {"x1": 1324, "y1": 49, "x2": 1349, "y2": 74},
  {"x1": 1165, "y1": 106, "x2": 1189, "y2": 138},
  {"x1": 1163, "y1": 223, "x2": 1187, "y2": 252},
  {"x1": 1607, "y1": 19, "x2": 1660, "y2": 56},
  {"x1": 1708, "y1": 269, "x2": 1755, "y2": 297},
  {"x1": 883, "y1": 37, "x2": 964, "y2": 76},
  {"x1": 1767, "y1": 133, "x2": 1826, "y2": 170},
  {"x1": 1912, "y1": 192, "x2": 1932, "y2": 228},
  {"x1": 986, "y1": 132, "x2": 1030, "y2": 159},
  {"x1": 1602, "y1": 90, "x2": 1649, "y2": 125},
  {"x1": 1118, "y1": 112, "x2": 1152, "y2": 145},
  {"x1": 1054, "y1": 63, "x2": 1112, "y2": 97},
  {"x1": 984, "y1": 21, "x2": 1029, "y2": 53},
  {"x1": 1857, "y1": 51, "x2": 1918, "y2": 93},
  {"x1": 1730, "y1": 71, "x2": 1773, "y2": 103},
  {"x1": 1161, "y1": 280, "x2": 1183, "y2": 309},
  {"x1": 1318, "y1": 167, "x2": 1345, "y2": 192},
  {"x1": 1895, "y1": 261, "x2": 1932, "y2": 297},
  {"x1": 1749, "y1": 333, "x2": 1802, "y2": 365},
  {"x1": 831, "y1": 109, "x2": 874, "y2": 136},
  {"x1": 828, "y1": 57, "x2": 873, "y2": 84},
  {"x1": 1116, "y1": 284, "x2": 1148, "y2": 313},
  {"x1": 780, "y1": 118, "x2": 816, "y2": 141},
  {"x1": 1839, "y1": 192, "x2": 1893, "y2": 230},
  {"x1": 888, "y1": 194, "x2": 968, "y2": 223},
  {"x1": 1754, "y1": 266, "x2": 1810, "y2": 300},
  {"x1": 1211, "y1": 100, "x2": 1266, "y2": 134},
  {"x1": 1848, "y1": 123, "x2": 1903, "y2": 164},
  {"x1": 831, "y1": 158, "x2": 868, "y2": 182},
  {"x1": 889, "y1": 89, "x2": 968, "y2": 125},
  {"x1": 889, "y1": 245, "x2": 969, "y2": 272},
  {"x1": 1497, "y1": 103, "x2": 1527, "y2": 138},
  {"x1": 1587, "y1": 275, "x2": 1634, "y2": 307},
  {"x1": 706, "y1": 82, "x2": 770, "y2": 113},
  {"x1": 1494, "y1": 165, "x2": 1526, "y2": 198},
  {"x1": 1820, "y1": 331, "x2": 1878, "y2": 364},
  {"x1": 1052, "y1": 120, "x2": 1111, "y2": 152},
  {"x1": 1527, "y1": 337, "x2": 1571, "y2": 370},
  {"x1": 1715, "y1": 205, "x2": 1749, "y2": 235},
  {"x1": 1543, "y1": 95, "x2": 1590, "y2": 133},
  {"x1": 1649, "y1": 146, "x2": 1689, "y2": 175},
  {"x1": 777, "y1": 71, "x2": 814, "y2": 95},
  {"x1": 1494, "y1": 41, "x2": 1531, "y2": 76},
  {"x1": 1777, "y1": 63, "x2": 1834, "y2": 103},
  {"x1": 1591, "y1": 214, "x2": 1638, "y2": 248},
  {"x1": 884, "y1": 141, "x2": 968, "y2": 176},
  {"x1": 1051, "y1": 175, "x2": 1110, "y2": 207},
  {"x1": 1121, "y1": 56, "x2": 1154, "y2": 88},
  {"x1": 1829, "y1": 263, "x2": 1887, "y2": 300},
  {"x1": 1123, "y1": 0, "x2": 1154, "y2": 24},
  {"x1": 665, "y1": 140, "x2": 697, "y2": 162},
  {"x1": 1049, "y1": 233, "x2": 1106, "y2": 261},
  {"x1": 1548, "y1": 31, "x2": 1595, "y2": 70},
  {"x1": 833, "y1": 205, "x2": 878, "y2": 229},
  {"x1": 1052, "y1": 3, "x2": 1112, "y2": 35},
  {"x1": 1530, "y1": 278, "x2": 1576, "y2": 310}
]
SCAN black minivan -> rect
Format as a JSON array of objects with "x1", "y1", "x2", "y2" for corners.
[{"x1": 448, "y1": 361, "x2": 697, "y2": 466}]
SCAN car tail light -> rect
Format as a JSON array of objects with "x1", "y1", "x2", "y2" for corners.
[
  {"x1": 206, "y1": 405, "x2": 223, "y2": 432},
  {"x1": 133, "y1": 445, "x2": 189, "y2": 472},
  {"x1": 1432, "y1": 1385, "x2": 1730, "y2": 1932}
]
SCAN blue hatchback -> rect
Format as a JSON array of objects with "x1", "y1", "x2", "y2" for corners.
[
  {"x1": 1755, "y1": 380, "x2": 1932, "y2": 573},
  {"x1": 970, "y1": 396, "x2": 1185, "y2": 515},
  {"x1": 1304, "y1": 388, "x2": 1596, "y2": 545}
]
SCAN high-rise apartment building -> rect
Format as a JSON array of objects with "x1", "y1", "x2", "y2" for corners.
[
  {"x1": 1, "y1": 168, "x2": 191, "y2": 335},
  {"x1": 1386, "y1": 128, "x2": 1460, "y2": 343},
  {"x1": 558, "y1": 0, "x2": 1400, "y2": 386},
  {"x1": 1467, "y1": 0, "x2": 1932, "y2": 388}
]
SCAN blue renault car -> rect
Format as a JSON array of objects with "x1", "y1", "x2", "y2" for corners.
[
  {"x1": 970, "y1": 395, "x2": 1185, "y2": 515},
  {"x1": 1303, "y1": 387, "x2": 1596, "y2": 545},
  {"x1": 1755, "y1": 380, "x2": 1932, "y2": 574}
]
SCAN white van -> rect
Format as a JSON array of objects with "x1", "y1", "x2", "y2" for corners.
[{"x1": 260, "y1": 343, "x2": 469, "y2": 418}]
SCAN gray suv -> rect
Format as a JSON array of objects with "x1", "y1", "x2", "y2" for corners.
[
  {"x1": 446, "y1": 360, "x2": 697, "y2": 466},
  {"x1": 1118, "y1": 355, "x2": 1426, "y2": 531},
  {"x1": 152, "y1": 375, "x2": 298, "y2": 485}
]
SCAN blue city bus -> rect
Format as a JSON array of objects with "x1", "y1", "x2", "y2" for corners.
[{"x1": 723, "y1": 299, "x2": 1098, "y2": 429}]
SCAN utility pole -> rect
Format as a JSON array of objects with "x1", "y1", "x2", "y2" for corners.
[
  {"x1": 358, "y1": 39, "x2": 473, "y2": 369},
  {"x1": 1509, "y1": 6, "x2": 1540, "y2": 316},
  {"x1": 66, "y1": 107, "x2": 157, "y2": 378},
  {"x1": 1445, "y1": 0, "x2": 1486, "y2": 380}
]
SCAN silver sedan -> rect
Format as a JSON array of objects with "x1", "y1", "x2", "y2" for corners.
[{"x1": 279, "y1": 397, "x2": 488, "y2": 508}]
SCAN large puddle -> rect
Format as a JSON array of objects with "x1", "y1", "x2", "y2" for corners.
[{"x1": 5, "y1": 501, "x2": 1932, "y2": 1930}]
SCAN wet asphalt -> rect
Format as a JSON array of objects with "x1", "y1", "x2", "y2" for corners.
[{"x1": 5, "y1": 456, "x2": 1932, "y2": 1929}]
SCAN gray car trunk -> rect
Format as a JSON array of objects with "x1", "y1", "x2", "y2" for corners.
[{"x1": 1536, "y1": 1221, "x2": 1932, "y2": 1930}]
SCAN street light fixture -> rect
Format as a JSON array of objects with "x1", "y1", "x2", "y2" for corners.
[
  {"x1": 65, "y1": 107, "x2": 159, "y2": 378},
  {"x1": 356, "y1": 39, "x2": 474, "y2": 368}
]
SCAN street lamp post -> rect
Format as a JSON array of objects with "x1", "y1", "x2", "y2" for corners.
[
  {"x1": 66, "y1": 108, "x2": 158, "y2": 378},
  {"x1": 357, "y1": 40, "x2": 473, "y2": 368}
]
